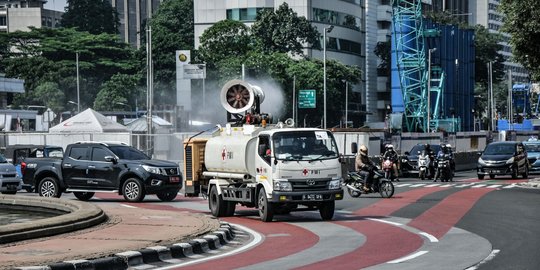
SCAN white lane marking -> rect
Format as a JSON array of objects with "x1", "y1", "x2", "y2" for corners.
[
  {"x1": 120, "y1": 204, "x2": 137, "y2": 208},
  {"x1": 153, "y1": 224, "x2": 262, "y2": 270},
  {"x1": 366, "y1": 218, "x2": 403, "y2": 227},
  {"x1": 465, "y1": 249, "x2": 500, "y2": 270},
  {"x1": 486, "y1": 184, "x2": 502, "y2": 188},
  {"x1": 424, "y1": 184, "x2": 441, "y2": 187},
  {"x1": 387, "y1": 251, "x2": 429, "y2": 264},
  {"x1": 409, "y1": 184, "x2": 426, "y2": 187},
  {"x1": 395, "y1": 183, "x2": 412, "y2": 187},
  {"x1": 418, "y1": 232, "x2": 439, "y2": 243},
  {"x1": 440, "y1": 184, "x2": 454, "y2": 187},
  {"x1": 456, "y1": 183, "x2": 475, "y2": 188},
  {"x1": 503, "y1": 184, "x2": 517, "y2": 189},
  {"x1": 471, "y1": 184, "x2": 487, "y2": 188}
]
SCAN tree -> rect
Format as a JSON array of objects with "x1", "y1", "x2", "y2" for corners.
[
  {"x1": 500, "y1": 0, "x2": 540, "y2": 80},
  {"x1": 474, "y1": 25, "x2": 505, "y2": 85},
  {"x1": 94, "y1": 73, "x2": 140, "y2": 111},
  {"x1": 198, "y1": 20, "x2": 253, "y2": 67},
  {"x1": 61, "y1": 0, "x2": 119, "y2": 35},
  {"x1": 148, "y1": 0, "x2": 194, "y2": 87},
  {"x1": 34, "y1": 82, "x2": 65, "y2": 113},
  {"x1": 251, "y1": 2, "x2": 319, "y2": 55}
]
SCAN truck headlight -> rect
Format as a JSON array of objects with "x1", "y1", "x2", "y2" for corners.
[
  {"x1": 142, "y1": 165, "x2": 165, "y2": 175},
  {"x1": 329, "y1": 178, "x2": 342, "y2": 190},
  {"x1": 506, "y1": 157, "x2": 514, "y2": 164},
  {"x1": 273, "y1": 180, "x2": 292, "y2": 192}
]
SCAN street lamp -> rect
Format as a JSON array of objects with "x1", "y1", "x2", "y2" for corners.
[
  {"x1": 323, "y1": 25, "x2": 334, "y2": 129},
  {"x1": 427, "y1": 48, "x2": 437, "y2": 133},
  {"x1": 75, "y1": 52, "x2": 80, "y2": 113},
  {"x1": 342, "y1": 79, "x2": 348, "y2": 128}
]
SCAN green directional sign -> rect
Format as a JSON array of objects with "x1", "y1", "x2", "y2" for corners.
[{"x1": 298, "y1": 89, "x2": 316, "y2": 109}]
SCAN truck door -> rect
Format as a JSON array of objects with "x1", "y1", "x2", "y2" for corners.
[
  {"x1": 63, "y1": 146, "x2": 89, "y2": 188},
  {"x1": 255, "y1": 135, "x2": 272, "y2": 182},
  {"x1": 87, "y1": 146, "x2": 120, "y2": 190}
]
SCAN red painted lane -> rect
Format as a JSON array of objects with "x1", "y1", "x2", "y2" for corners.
[
  {"x1": 354, "y1": 187, "x2": 449, "y2": 216},
  {"x1": 408, "y1": 188, "x2": 494, "y2": 239},
  {"x1": 177, "y1": 217, "x2": 319, "y2": 270},
  {"x1": 294, "y1": 220, "x2": 423, "y2": 270}
]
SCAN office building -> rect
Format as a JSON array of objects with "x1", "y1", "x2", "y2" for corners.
[
  {"x1": 108, "y1": 0, "x2": 162, "y2": 48},
  {"x1": 0, "y1": 0, "x2": 62, "y2": 33}
]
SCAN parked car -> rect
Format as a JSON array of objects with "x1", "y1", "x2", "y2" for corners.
[
  {"x1": 4, "y1": 144, "x2": 64, "y2": 192},
  {"x1": 477, "y1": 141, "x2": 529, "y2": 179},
  {"x1": 0, "y1": 154, "x2": 22, "y2": 195},
  {"x1": 22, "y1": 141, "x2": 182, "y2": 202},
  {"x1": 523, "y1": 139, "x2": 540, "y2": 173},
  {"x1": 401, "y1": 144, "x2": 441, "y2": 176}
]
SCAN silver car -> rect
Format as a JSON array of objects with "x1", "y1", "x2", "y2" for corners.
[{"x1": 0, "y1": 154, "x2": 22, "y2": 194}]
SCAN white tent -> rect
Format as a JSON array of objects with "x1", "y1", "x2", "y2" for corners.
[{"x1": 49, "y1": 108, "x2": 128, "y2": 133}]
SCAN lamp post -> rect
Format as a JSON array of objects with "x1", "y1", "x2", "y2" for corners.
[
  {"x1": 427, "y1": 48, "x2": 437, "y2": 133},
  {"x1": 76, "y1": 52, "x2": 80, "y2": 113},
  {"x1": 323, "y1": 25, "x2": 334, "y2": 129}
]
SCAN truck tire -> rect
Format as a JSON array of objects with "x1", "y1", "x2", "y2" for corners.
[
  {"x1": 319, "y1": 201, "x2": 335, "y2": 221},
  {"x1": 74, "y1": 192, "x2": 95, "y2": 201},
  {"x1": 156, "y1": 189, "x2": 179, "y2": 202},
  {"x1": 38, "y1": 177, "x2": 62, "y2": 198},
  {"x1": 209, "y1": 185, "x2": 226, "y2": 217},
  {"x1": 225, "y1": 201, "x2": 236, "y2": 217},
  {"x1": 122, "y1": 178, "x2": 145, "y2": 202},
  {"x1": 258, "y1": 187, "x2": 274, "y2": 222}
]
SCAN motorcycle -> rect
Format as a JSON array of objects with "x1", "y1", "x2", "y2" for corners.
[
  {"x1": 381, "y1": 156, "x2": 399, "y2": 181},
  {"x1": 434, "y1": 153, "x2": 453, "y2": 182},
  {"x1": 344, "y1": 169, "x2": 395, "y2": 198},
  {"x1": 418, "y1": 151, "x2": 429, "y2": 180}
]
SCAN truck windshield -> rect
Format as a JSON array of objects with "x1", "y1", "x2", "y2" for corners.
[
  {"x1": 109, "y1": 146, "x2": 150, "y2": 160},
  {"x1": 272, "y1": 130, "x2": 339, "y2": 161}
]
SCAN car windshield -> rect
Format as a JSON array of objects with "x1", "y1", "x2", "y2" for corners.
[
  {"x1": 109, "y1": 146, "x2": 150, "y2": 160},
  {"x1": 484, "y1": 143, "x2": 515, "y2": 155},
  {"x1": 272, "y1": 130, "x2": 339, "y2": 161},
  {"x1": 0, "y1": 155, "x2": 6, "y2": 163},
  {"x1": 409, "y1": 145, "x2": 440, "y2": 155},
  {"x1": 523, "y1": 142, "x2": 540, "y2": 153}
]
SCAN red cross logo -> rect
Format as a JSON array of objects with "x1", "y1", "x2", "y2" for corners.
[
  {"x1": 302, "y1": 168, "x2": 308, "y2": 176},
  {"x1": 222, "y1": 148, "x2": 226, "y2": 160}
]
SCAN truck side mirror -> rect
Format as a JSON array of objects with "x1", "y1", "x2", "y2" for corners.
[
  {"x1": 104, "y1": 156, "x2": 117, "y2": 164},
  {"x1": 351, "y1": 142, "x2": 358, "y2": 154}
]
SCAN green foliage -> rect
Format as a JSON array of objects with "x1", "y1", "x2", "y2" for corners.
[
  {"x1": 61, "y1": 0, "x2": 119, "y2": 34},
  {"x1": 374, "y1": 41, "x2": 390, "y2": 76},
  {"x1": 34, "y1": 82, "x2": 65, "y2": 113},
  {"x1": 94, "y1": 73, "x2": 140, "y2": 111},
  {"x1": 198, "y1": 20, "x2": 253, "y2": 67},
  {"x1": 251, "y1": 2, "x2": 319, "y2": 55},
  {"x1": 474, "y1": 25, "x2": 505, "y2": 84},
  {"x1": 500, "y1": 0, "x2": 540, "y2": 81}
]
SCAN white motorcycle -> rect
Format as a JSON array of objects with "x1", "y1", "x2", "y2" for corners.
[{"x1": 418, "y1": 151, "x2": 429, "y2": 180}]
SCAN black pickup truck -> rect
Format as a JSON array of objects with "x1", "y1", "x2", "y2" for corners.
[{"x1": 22, "y1": 142, "x2": 182, "y2": 202}]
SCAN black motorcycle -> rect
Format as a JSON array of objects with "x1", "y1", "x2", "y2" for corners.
[
  {"x1": 434, "y1": 154, "x2": 454, "y2": 182},
  {"x1": 344, "y1": 169, "x2": 395, "y2": 198}
]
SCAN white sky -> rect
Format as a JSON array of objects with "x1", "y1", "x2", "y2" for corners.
[{"x1": 44, "y1": 0, "x2": 67, "y2": 11}]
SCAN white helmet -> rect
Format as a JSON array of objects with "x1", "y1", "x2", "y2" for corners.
[
  {"x1": 446, "y1": 144, "x2": 451, "y2": 148},
  {"x1": 359, "y1": 145, "x2": 368, "y2": 156},
  {"x1": 386, "y1": 144, "x2": 394, "y2": 149}
]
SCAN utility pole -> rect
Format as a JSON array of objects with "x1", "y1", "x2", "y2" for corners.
[{"x1": 146, "y1": 0, "x2": 153, "y2": 155}]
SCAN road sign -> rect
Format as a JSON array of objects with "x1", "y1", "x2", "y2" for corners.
[
  {"x1": 182, "y1": 64, "x2": 206, "y2": 79},
  {"x1": 298, "y1": 89, "x2": 316, "y2": 109}
]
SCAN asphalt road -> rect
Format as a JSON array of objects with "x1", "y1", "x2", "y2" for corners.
[{"x1": 13, "y1": 170, "x2": 540, "y2": 269}]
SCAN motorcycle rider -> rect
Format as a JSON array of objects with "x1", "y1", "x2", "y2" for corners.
[
  {"x1": 382, "y1": 144, "x2": 400, "y2": 181},
  {"x1": 425, "y1": 144, "x2": 436, "y2": 179},
  {"x1": 355, "y1": 144, "x2": 376, "y2": 192},
  {"x1": 446, "y1": 143, "x2": 456, "y2": 173},
  {"x1": 434, "y1": 144, "x2": 451, "y2": 182}
]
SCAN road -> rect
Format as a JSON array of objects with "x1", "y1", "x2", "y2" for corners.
[{"x1": 19, "y1": 170, "x2": 540, "y2": 269}]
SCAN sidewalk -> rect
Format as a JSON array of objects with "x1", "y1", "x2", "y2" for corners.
[{"x1": 0, "y1": 202, "x2": 221, "y2": 270}]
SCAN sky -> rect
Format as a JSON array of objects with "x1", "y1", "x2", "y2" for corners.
[{"x1": 44, "y1": 0, "x2": 67, "y2": 11}]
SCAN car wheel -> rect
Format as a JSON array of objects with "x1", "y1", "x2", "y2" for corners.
[
  {"x1": 122, "y1": 178, "x2": 145, "y2": 202},
  {"x1": 489, "y1": 174, "x2": 496, "y2": 179},
  {"x1": 156, "y1": 189, "x2": 179, "y2": 202},
  {"x1": 38, "y1": 177, "x2": 62, "y2": 198},
  {"x1": 73, "y1": 192, "x2": 95, "y2": 201},
  {"x1": 478, "y1": 174, "x2": 485, "y2": 180}
]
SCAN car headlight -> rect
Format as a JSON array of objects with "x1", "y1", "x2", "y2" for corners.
[
  {"x1": 478, "y1": 157, "x2": 486, "y2": 166},
  {"x1": 506, "y1": 157, "x2": 515, "y2": 164},
  {"x1": 273, "y1": 180, "x2": 292, "y2": 192},
  {"x1": 142, "y1": 165, "x2": 166, "y2": 175},
  {"x1": 329, "y1": 178, "x2": 342, "y2": 190}
]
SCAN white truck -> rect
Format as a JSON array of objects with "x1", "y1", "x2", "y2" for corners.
[{"x1": 183, "y1": 80, "x2": 344, "y2": 222}]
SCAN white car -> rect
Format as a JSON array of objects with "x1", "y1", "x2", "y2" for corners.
[{"x1": 0, "y1": 155, "x2": 22, "y2": 195}]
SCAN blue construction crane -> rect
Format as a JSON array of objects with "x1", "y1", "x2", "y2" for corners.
[{"x1": 391, "y1": 0, "x2": 445, "y2": 132}]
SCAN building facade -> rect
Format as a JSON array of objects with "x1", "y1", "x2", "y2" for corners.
[
  {"x1": 469, "y1": 0, "x2": 529, "y2": 83},
  {"x1": 108, "y1": 0, "x2": 162, "y2": 48},
  {"x1": 0, "y1": 0, "x2": 62, "y2": 33}
]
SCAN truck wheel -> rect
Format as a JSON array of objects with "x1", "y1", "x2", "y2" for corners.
[
  {"x1": 478, "y1": 174, "x2": 485, "y2": 180},
  {"x1": 319, "y1": 201, "x2": 335, "y2": 220},
  {"x1": 258, "y1": 187, "x2": 274, "y2": 222},
  {"x1": 156, "y1": 189, "x2": 179, "y2": 202},
  {"x1": 122, "y1": 178, "x2": 145, "y2": 202},
  {"x1": 209, "y1": 185, "x2": 226, "y2": 217},
  {"x1": 73, "y1": 192, "x2": 95, "y2": 201},
  {"x1": 38, "y1": 177, "x2": 62, "y2": 198}
]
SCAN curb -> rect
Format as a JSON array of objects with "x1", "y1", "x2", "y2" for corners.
[{"x1": 15, "y1": 222, "x2": 237, "y2": 270}]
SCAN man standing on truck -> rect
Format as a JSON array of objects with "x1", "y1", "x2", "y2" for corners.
[{"x1": 355, "y1": 145, "x2": 375, "y2": 192}]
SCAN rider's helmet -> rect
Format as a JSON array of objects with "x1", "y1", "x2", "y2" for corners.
[
  {"x1": 446, "y1": 143, "x2": 452, "y2": 149},
  {"x1": 386, "y1": 144, "x2": 394, "y2": 150},
  {"x1": 359, "y1": 145, "x2": 368, "y2": 156},
  {"x1": 425, "y1": 143, "x2": 431, "y2": 150}
]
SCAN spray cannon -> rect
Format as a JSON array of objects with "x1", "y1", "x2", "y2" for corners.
[{"x1": 221, "y1": 79, "x2": 272, "y2": 126}]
